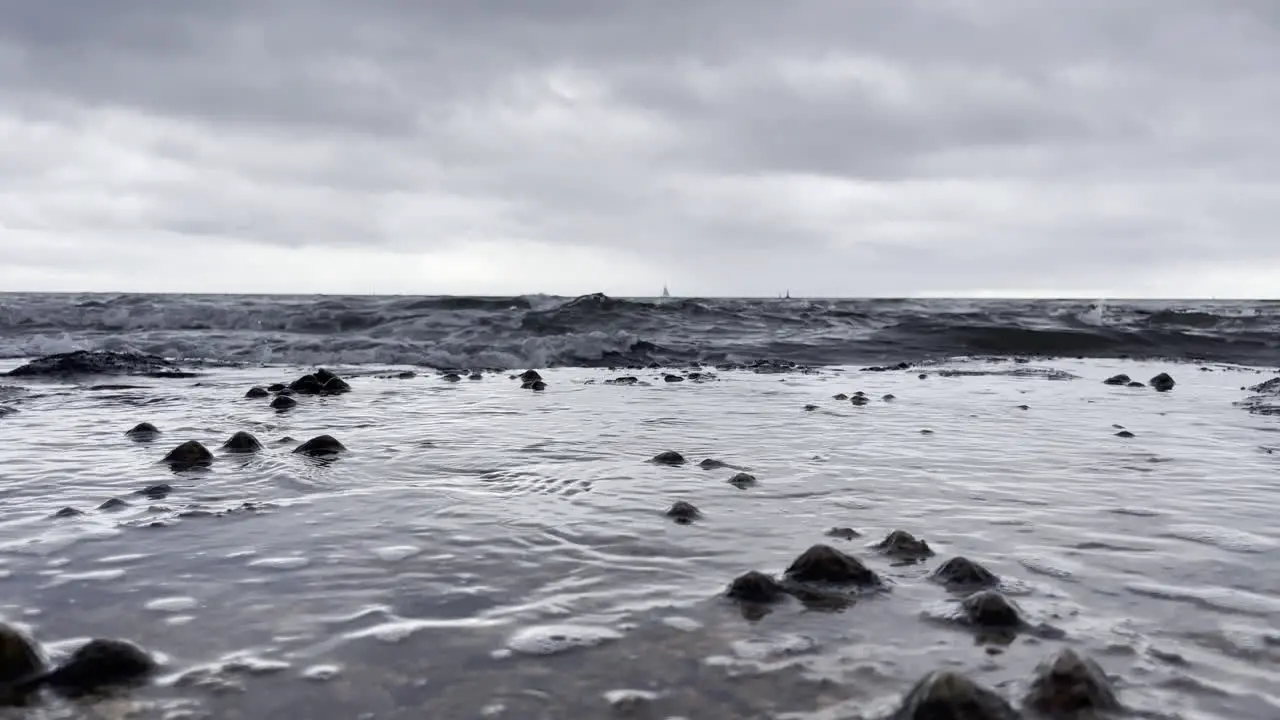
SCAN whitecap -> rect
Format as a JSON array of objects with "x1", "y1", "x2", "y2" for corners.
[{"x1": 504, "y1": 624, "x2": 624, "y2": 656}]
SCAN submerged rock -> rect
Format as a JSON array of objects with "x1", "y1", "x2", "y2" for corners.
[
  {"x1": 53, "y1": 507, "x2": 84, "y2": 518},
  {"x1": 784, "y1": 544, "x2": 880, "y2": 586},
  {"x1": 524, "y1": 380, "x2": 547, "y2": 391},
  {"x1": 850, "y1": 394, "x2": 870, "y2": 406},
  {"x1": 270, "y1": 395, "x2": 297, "y2": 411},
  {"x1": 665, "y1": 501, "x2": 701, "y2": 524},
  {"x1": 891, "y1": 670, "x2": 1018, "y2": 720},
  {"x1": 1102, "y1": 374, "x2": 1130, "y2": 386},
  {"x1": 222, "y1": 431, "x2": 263, "y2": 453},
  {"x1": 727, "y1": 472, "x2": 757, "y2": 488},
  {"x1": 960, "y1": 590, "x2": 1022, "y2": 629},
  {"x1": 875, "y1": 530, "x2": 935, "y2": 560},
  {"x1": 468, "y1": 372, "x2": 483, "y2": 380},
  {"x1": 162, "y1": 441, "x2": 213, "y2": 469},
  {"x1": 725, "y1": 571, "x2": 787, "y2": 604},
  {"x1": 245, "y1": 387, "x2": 269, "y2": 399},
  {"x1": 1115, "y1": 430, "x2": 1135, "y2": 438},
  {"x1": 441, "y1": 372, "x2": 461, "y2": 382},
  {"x1": 1024, "y1": 647, "x2": 1120, "y2": 716},
  {"x1": 833, "y1": 393, "x2": 849, "y2": 400},
  {"x1": 136, "y1": 484, "x2": 172, "y2": 499},
  {"x1": 6, "y1": 351, "x2": 192, "y2": 378},
  {"x1": 124, "y1": 422, "x2": 160, "y2": 440},
  {"x1": 651, "y1": 450, "x2": 686, "y2": 466},
  {"x1": 698, "y1": 458, "x2": 727, "y2": 469},
  {"x1": 97, "y1": 498, "x2": 130, "y2": 511},
  {"x1": 1149, "y1": 372, "x2": 1175, "y2": 392},
  {"x1": 290, "y1": 369, "x2": 351, "y2": 396},
  {"x1": 1127, "y1": 381, "x2": 1145, "y2": 388},
  {"x1": 40, "y1": 638, "x2": 157, "y2": 697},
  {"x1": 293, "y1": 435, "x2": 346, "y2": 457},
  {"x1": 519, "y1": 370, "x2": 542, "y2": 383},
  {"x1": 825, "y1": 527, "x2": 862, "y2": 541},
  {"x1": 267, "y1": 383, "x2": 286, "y2": 392},
  {"x1": 929, "y1": 556, "x2": 998, "y2": 589}
]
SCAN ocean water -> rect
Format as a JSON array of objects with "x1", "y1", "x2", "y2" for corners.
[{"x1": 0, "y1": 295, "x2": 1278, "y2": 718}]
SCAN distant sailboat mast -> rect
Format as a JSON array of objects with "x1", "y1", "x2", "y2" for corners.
[{"x1": 662, "y1": 284, "x2": 671, "y2": 298}]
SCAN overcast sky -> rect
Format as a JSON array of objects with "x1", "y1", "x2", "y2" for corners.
[{"x1": 2, "y1": 0, "x2": 1278, "y2": 297}]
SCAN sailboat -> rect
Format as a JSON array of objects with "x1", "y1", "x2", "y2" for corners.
[{"x1": 661, "y1": 284, "x2": 671, "y2": 298}]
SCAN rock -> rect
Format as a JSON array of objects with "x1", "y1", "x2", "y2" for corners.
[
  {"x1": 663, "y1": 374, "x2": 684, "y2": 383},
  {"x1": 162, "y1": 440, "x2": 213, "y2": 469},
  {"x1": 727, "y1": 472, "x2": 757, "y2": 488},
  {"x1": 1017, "y1": 404, "x2": 1030, "y2": 410},
  {"x1": 874, "y1": 530, "x2": 934, "y2": 560},
  {"x1": 267, "y1": 383, "x2": 286, "y2": 392},
  {"x1": 136, "y1": 484, "x2": 172, "y2": 499},
  {"x1": 918, "y1": 373, "x2": 928, "y2": 379},
  {"x1": 803, "y1": 404, "x2": 819, "y2": 411},
  {"x1": 1102, "y1": 374, "x2": 1130, "y2": 386},
  {"x1": 270, "y1": 395, "x2": 297, "y2": 411},
  {"x1": 245, "y1": 387, "x2": 269, "y2": 399},
  {"x1": 1024, "y1": 647, "x2": 1120, "y2": 716},
  {"x1": 0, "y1": 623, "x2": 44, "y2": 684},
  {"x1": 519, "y1": 370, "x2": 542, "y2": 383},
  {"x1": 698, "y1": 458, "x2": 726, "y2": 469},
  {"x1": 825, "y1": 527, "x2": 861, "y2": 540},
  {"x1": 124, "y1": 422, "x2": 160, "y2": 440},
  {"x1": 397, "y1": 371, "x2": 417, "y2": 380},
  {"x1": 665, "y1": 501, "x2": 701, "y2": 524},
  {"x1": 929, "y1": 557, "x2": 998, "y2": 589},
  {"x1": 784, "y1": 544, "x2": 880, "y2": 586},
  {"x1": 221, "y1": 431, "x2": 263, "y2": 453},
  {"x1": 1149, "y1": 372, "x2": 1175, "y2": 392},
  {"x1": 833, "y1": 393, "x2": 849, "y2": 400},
  {"x1": 891, "y1": 670, "x2": 1018, "y2": 720},
  {"x1": 882, "y1": 394, "x2": 896, "y2": 401},
  {"x1": 0, "y1": 406, "x2": 16, "y2": 419},
  {"x1": 960, "y1": 590, "x2": 1022, "y2": 629},
  {"x1": 53, "y1": 507, "x2": 84, "y2": 518},
  {"x1": 850, "y1": 394, "x2": 869, "y2": 406},
  {"x1": 97, "y1": 498, "x2": 130, "y2": 511},
  {"x1": 39, "y1": 638, "x2": 157, "y2": 697},
  {"x1": 725, "y1": 571, "x2": 787, "y2": 603},
  {"x1": 524, "y1": 380, "x2": 547, "y2": 391},
  {"x1": 441, "y1": 373, "x2": 461, "y2": 382},
  {"x1": 5, "y1": 351, "x2": 193, "y2": 378},
  {"x1": 293, "y1": 435, "x2": 346, "y2": 457},
  {"x1": 1127, "y1": 381, "x2": 1146, "y2": 388},
  {"x1": 468, "y1": 372, "x2": 483, "y2": 380},
  {"x1": 1115, "y1": 430, "x2": 1135, "y2": 438},
  {"x1": 651, "y1": 450, "x2": 686, "y2": 466}
]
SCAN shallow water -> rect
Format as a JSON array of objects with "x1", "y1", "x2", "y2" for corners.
[{"x1": 0, "y1": 358, "x2": 1278, "y2": 718}]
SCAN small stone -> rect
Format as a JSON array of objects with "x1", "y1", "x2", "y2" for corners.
[
  {"x1": 1102, "y1": 374, "x2": 1130, "y2": 386},
  {"x1": 222, "y1": 431, "x2": 263, "y2": 452},
  {"x1": 441, "y1": 373, "x2": 461, "y2": 382},
  {"x1": 270, "y1": 395, "x2": 297, "y2": 411},
  {"x1": 1127, "y1": 381, "x2": 1146, "y2": 388},
  {"x1": 244, "y1": 387, "x2": 269, "y2": 399},
  {"x1": 396, "y1": 371, "x2": 417, "y2": 379},
  {"x1": 266, "y1": 383, "x2": 286, "y2": 392},
  {"x1": 1017, "y1": 404, "x2": 1030, "y2": 410},
  {"x1": 663, "y1": 374, "x2": 684, "y2": 382},
  {"x1": 892, "y1": 670, "x2": 1018, "y2": 720},
  {"x1": 1024, "y1": 647, "x2": 1121, "y2": 716},
  {"x1": 97, "y1": 498, "x2": 129, "y2": 511},
  {"x1": 1149, "y1": 372, "x2": 1175, "y2": 392},
  {"x1": 874, "y1": 530, "x2": 934, "y2": 559},
  {"x1": 41, "y1": 638, "x2": 157, "y2": 697},
  {"x1": 850, "y1": 395, "x2": 869, "y2": 406},
  {"x1": 833, "y1": 393, "x2": 849, "y2": 400},
  {"x1": 468, "y1": 372, "x2": 483, "y2": 380},
  {"x1": 519, "y1": 370, "x2": 542, "y2": 383},
  {"x1": 784, "y1": 544, "x2": 880, "y2": 586},
  {"x1": 53, "y1": 507, "x2": 84, "y2": 518},
  {"x1": 527, "y1": 380, "x2": 547, "y2": 391},
  {"x1": 727, "y1": 472, "x2": 757, "y2": 488},
  {"x1": 929, "y1": 557, "x2": 998, "y2": 589},
  {"x1": 825, "y1": 527, "x2": 861, "y2": 540},
  {"x1": 651, "y1": 451, "x2": 686, "y2": 466},
  {"x1": 162, "y1": 441, "x2": 213, "y2": 469},
  {"x1": 803, "y1": 404, "x2": 819, "y2": 411},
  {"x1": 124, "y1": 422, "x2": 160, "y2": 440},
  {"x1": 698, "y1": 458, "x2": 726, "y2": 469},
  {"x1": 882, "y1": 394, "x2": 896, "y2": 401},
  {"x1": 918, "y1": 373, "x2": 928, "y2": 379},
  {"x1": 665, "y1": 501, "x2": 701, "y2": 524},
  {"x1": 293, "y1": 435, "x2": 346, "y2": 457},
  {"x1": 961, "y1": 589, "x2": 1022, "y2": 628},
  {"x1": 725, "y1": 571, "x2": 787, "y2": 603},
  {"x1": 1115, "y1": 430, "x2": 1135, "y2": 438},
  {"x1": 136, "y1": 484, "x2": 172, "y2": 499}
]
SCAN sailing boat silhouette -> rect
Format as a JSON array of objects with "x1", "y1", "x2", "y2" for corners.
[{"x1": 662, "y1": 284, "x2": 671, "y2": 298}]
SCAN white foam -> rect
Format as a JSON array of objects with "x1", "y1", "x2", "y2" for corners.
[
  {"x1": 504, "y1": 624, "x2": 624, "y2": 656},
  {"x1": 247, "y1": 557, "x2": 310, "y2": 570},
  {"x1": 145, "y1": 596, "x2": 199, "y2": 613},
  {"x1": 372, "y1": 545, "x2": 421, "y2": 562}
]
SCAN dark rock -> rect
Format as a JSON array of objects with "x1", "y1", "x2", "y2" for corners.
[
  {"x1": 40, "y1": 638, "x2": 157, "y2": 697},
  {"x1": 874, "y1": 530, "x2": 934, "y2": 559},
  {"x1": 162, "y1": 440, "x2": 213, "y2": 469},
  {"x1": 124, "y1": 422, "x2": 160, "y2": 440},
  {"x1": 929, "y1": 557, "x2": 998, "y2": 589},
  {"x1": 97, "y1": 498, "x2": 130, "y2": 511},
  {"x1": 803, "y1": 404, "x2": 819, "y2": 411},
  {"x1": 727, "y1": 472, "x2": 757, "y2": 488},
  {"x1": 5, "y1": 350, "x2": 192, "y2": 379},
  {"x1": 1115, "y1": 430, "x2": 1135, "y2": 438},
  {"x1": 525, "y1": 380, "x2": 547, "y2": 391},
  {"x1": 266, "y1": 383, "x2": 286, "y2": 392},
  {"x1": 519, "y1": 370, "x2": 542, "y2": 383},
  {"x1": 918, "y1": 373, "x2": 928, "y2": 379},
  {"x1": 221, "y1": 431, "x2": 263, "y2": 453},
  {"x1": 441, "y1": 373, "x2": 462, "y2": 382},
  {"x1": 245, "y1": 387, "x2": 269, "y2": 399},
  {"x1": 397, "y1": 371, "x2": 417, "y2": 380},
  {"x1": 651, "y1": 450, "x2": 686, "y2": 466},
  {"x1": 891, "y1": 670, "x2": 1018, "y2": 720},
  {"x1": 920, "y1": 429, "x2": 934, "y2": 434},
  {"x1": 1127, "y1": 381, "x2": 1146, "y2": 388},
  {"x1": 1024, "y1": 647, "x2": 1121, "y2": 716},
  {"x1": 136, "y1": 484, "x2": 172, "y2": 499},
  {"x1": 850, "y1": 395, "x2": 869, "y2": 406},
  {"x1": 1150, "y1": 372, "x2": 1175, "y2": 392},
  {"x1": 882, "y1": 394, "x2": 896, "y2": 401},
  {"x1": 606, "y1": 376, "x2": 639, "y2": 385},
  {"x1": 961, "y1": 590, "x2": 1022, "y2": 628},
  {"x1": 0, "y1": 623, "x2": 45, "y2": 686},
  {"x1": 270, "y1": 395, "x2": 297, "y2": 411},
  {"x1": 53, "y1": 507, "x2": 84, "y2": 518},
  {"x1": 1017, "y1": 404, "x2": 1030, "y2": 410},
  {"x1": 1102, "y1": 374, "x2": 1131, "y2": 386},
  {"x1": 289, "y1": 374, "x2": 324, "y2": 394},
  {"x1": 825, "y1": 527, "x2": 861, "y2": 540},
  {"x1": 293, "y1": 435, "x2": 347, "y2": 457},
  {"x1": 0, "y1": 406, "x2": 15, "y2": 419},
  {"x1": 321, "y1": 376, "x2": 351, "y2": 394},
  {"x1": 725, "y1": 571, "x2": 787, "y2": 604},
  {"x1": 663, "y1": 374, "x2": 685, "y2": 383},
  {"x1": 468, "y1": 372, "x2": 483, "y2": 380},
  {"x1": 833, "y1": 393, "x2": 849, "y2": 400},
  {"x1": 665, "y1": 501, "x2": 701, "y2": 524},
  {"x1": 784, "y1": 544, "x2": 880, "y2": 586},
  {"x1": 698, "y1": 458, "x2": 726, "y2": 469}
]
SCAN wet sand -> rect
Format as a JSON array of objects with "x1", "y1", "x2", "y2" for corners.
[{"x1": 0, "y1": 358, "x2": 1277, "y2": 718}]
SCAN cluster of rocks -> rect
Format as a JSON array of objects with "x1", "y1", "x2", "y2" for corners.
[
  {"x1": 0, "y1": 624, "x2": 158, "y2": 705},
  {"x1": 245, "y1": 368, "x2": 352, "y2": 411},
  {"x1": 1103, "y1": 371, "x2": 1175, "y2": 391},
  {"x1": 2, "y1": 350, "x2": 199, "y2": 379},
  {"x1": 513, "y1": 370, "x2": 547, "y2": 391}
]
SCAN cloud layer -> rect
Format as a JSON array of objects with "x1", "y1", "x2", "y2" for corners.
[{"x1": 2, "y1": 0, "x2": 1278, "y2": 296}]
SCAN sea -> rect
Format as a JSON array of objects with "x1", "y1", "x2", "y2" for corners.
[{"x1": 0, "y1": 292, "x2": 1278, "y2": 719}]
